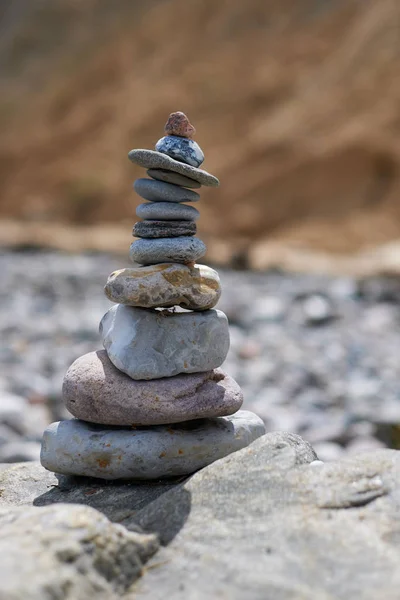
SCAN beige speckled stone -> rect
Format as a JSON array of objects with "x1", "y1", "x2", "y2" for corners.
[{"x1": 104, "y1": 263, "x2": 221, "y2": 310}]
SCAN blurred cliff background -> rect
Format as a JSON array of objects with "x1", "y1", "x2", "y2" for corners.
[
  {"x1": 1, "y1": 0, "x2": 400, "y2": 465},
  {"x1": 1, "y1": 0, "x2": 400, "y2": 271}
]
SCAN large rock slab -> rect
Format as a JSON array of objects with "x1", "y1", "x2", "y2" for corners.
[
  {"x1": 104, "y1": 263, "x2": 221, "y2": 310},
  {"x1": 128, "y1": 149, "x2": 219, "y2": 187},
  {"x1": 100, "y1": 305, "x2": 230, "y2": 380},
  {"x1": 40, "y1": 411, "x2": 265, "y2": 480},
  {"x1": 0, "y1": 502, "x2": 158, "y2": 600},
  {"x1": 64, "y1": 351, "x2": 243, "y2": 426}
]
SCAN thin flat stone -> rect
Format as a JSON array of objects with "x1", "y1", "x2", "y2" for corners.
[
  {"x1": 136, "y1": 202, "x2": 200, "y2": 222},
  {"x1": 40, "y1": 411, "x2": 265, "y2": 480},
  {"x1": 132, "y1": 220, "x2": 196, "y2": 239},
  {"x1": 130, "y1": 237, "x2": 206, "y2": 265},
  {"x1": 100, "y1": 305, "x2": 230, "y2": 380},
  {"x1": 63, "y1": 350, "x2": 242, "y2": 426},
  {"x1": 134, "y1": 179, "x2": 200, "y2": 203},
  {"x1": 155, "y1": 136, "x2": 204, "y2": 168},
  {"x1": 128, "y1": 149, "x2": 219, "y2": 187},
  {"x1": 104, "y1": 263, "x2": 221, "y2": 310},
  {"x1": 147, "y1": 169, "x2": 201, "y2": 189}
]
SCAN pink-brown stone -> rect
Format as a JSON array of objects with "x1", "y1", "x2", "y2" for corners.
[{"x1": 164, "y1": 111, "x2": 196, "y2": 138}]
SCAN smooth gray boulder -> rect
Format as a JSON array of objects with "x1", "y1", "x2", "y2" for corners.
[
  {"x1": 0, "y1": 502, "x2": 158, "y2": 600},
  {"x1": 130, "y1": 236, "x2": 206, "y2": 265},
  {"x1": 128, "y1": 149, "x2": 219, "y2": 186},
  {"x1": 100, "y1": 305, "x2": 230, "y2": 380},
  {"x1": 136, "y1": 201, "x2": 200, "y2": 221},
  {"x1": 40, "y1": 411, "x2": 265, "y2": 480},
  {"x1": 64, "y1": 352, "x2": 242, "y2": 426},
  {"x1": 104, "y1": 263, "x2": 221, "y2": 310},
  {"x1": 148, "y1": 168, "x2": 202, "y2": 188},
  {"x1": 134, "y1": 178, "x2": 200, "y2": 202}
]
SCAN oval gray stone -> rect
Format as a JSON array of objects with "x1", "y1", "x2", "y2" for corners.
[
  {"x1": 155, "y1": 136, "x2": 204, "y2": 167},
  {"x1": 136, "y1": 202, "x2": 200, "y2": 221},
  {"x1": 40, "y1": 411, "x2": 265, "y2": 480},
  {"x1": 136, "y1": 202, "x2": 200, "y2": 222},
  {"x1": 128, "y1": 149, "x2": 219, "y2": 187},
  {"x1": 132, "y1": 220, "x2": 196, "y2": 239},
  {"x1": 63, "y1": 350, "x2": 242, "y2": 426},
  {"x1": 130, "y1": 237, "x2": 206, "y2": 265},
  {"x1": 134, "y1": 178, "x2": 200, "y2": 203},
  {"x1": 147, "y1": 169, "x2": 201, "y2": 189},
  {"x1": 100, "y1": 305, "x2": 230, "y2": 380},
  {"x1": 104, "y1": 263, "x2": 221, "y2": 310}
]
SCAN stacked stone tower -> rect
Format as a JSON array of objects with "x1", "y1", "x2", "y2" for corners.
[{"x1": 41, "y1": 112, "x2": 265, "y2": 480}]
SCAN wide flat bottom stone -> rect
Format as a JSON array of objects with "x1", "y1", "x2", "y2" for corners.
[{"x1": 40, "y1": 411, "x2": 265, "y2": 480}]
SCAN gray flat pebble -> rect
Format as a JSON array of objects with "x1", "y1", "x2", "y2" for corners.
[
  {"x1": 40, "y1": 411, "x2": 265, "y2": 479},
  {"x1": 63, "y1": 350, "x2": 242, "y2": 426},
  {"x1": 133, "y1": 220, "x2": 196, "y2": 239},
  {"x1": 130, "y1": 237, "x2": 206, "y2": 265},
  {"x1": 136, "y1": 202, "x2": 200, "y2": 221},
  {"x1": 133, "y1": 178, "x2": 200, "y2": 203},
  {"x1": 100, "y1": 304, "x2": 230, "y2": 380},
  {"x1": 147, "y1": 169, "x2": 201, "y2": 189},
  {"x1": 155, "y1": 136, "x2": 204, "y2": 167},
  {"x1": 128, "y1": 149, "x2": 219, "y2": 187}
]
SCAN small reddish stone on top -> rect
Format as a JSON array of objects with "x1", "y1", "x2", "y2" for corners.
[{"x1": 164, "y1": 112, "x2": 196, "y2": 138}]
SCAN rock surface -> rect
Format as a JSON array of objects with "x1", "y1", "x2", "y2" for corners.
[
  {"x1": 155, "y1": 136, "x2": 204, "y2": 167},
  {"x1": 128, "y1": 149, "x2": 219, "y2": 187},
  {"x1": 104, "y1": 263, "x2": 220, "y2": 310},
  {"x1": 40, "y1": 411, "x2": 265, "y2": 479},
  {"x1": 64, "y1": 351, "x2": 242, "y2": 425},
  {"x1": 134, "y1": 178, "x2": 200, "y2": 203},
  {"x1": 0, "y1": 502, "x2": 158, "y2": 600},
  {"x1": 147, "y1": 168, "x2": 201, "y2": 189},
  {"x1": 136, "y1": 201, "x2": 200, "y2": 221},
  {"x1": 3, "y1": 435, "x2": 400, "y2": 599},
  {"x1": 100, "y1": 304, "x2": 230, "y2": 380},
  {"x1": 130, "y1": 236, "x2": 206, "y2": 265},
  {"x1": 132, "y1": 219, "x2": 196, "y2": 239}
]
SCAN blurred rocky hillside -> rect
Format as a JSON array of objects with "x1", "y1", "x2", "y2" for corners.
[{"x1": 0, "y1": 0, "x2": 400, "y2": 270}]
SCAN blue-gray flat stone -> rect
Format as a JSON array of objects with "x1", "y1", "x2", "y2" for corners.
[
  {"x1": 40, "y1": 411, "x2": 265, "y2": 480},
  {"x1": 100, "y1": 304, "x2": 230, "y2": 380},
  {"x1": 134, "y1": 178, "x2": 200, "y2": 203},
  {"x1": 136, "y1": 202, "x2": 199, "y2": 222},
  {"x1": 155, "y1": 136, "x2": 204, "y2": 168},
  {"x1": 128, "y1": 149, "x2": 219, "y2": 187},
  {"x1": 130, "y1": 237, "x2": 206, "y2": 265},
  {"x1": 147, "y1": 169, "x2": 201, "y2": 188},
  {"x1": 132, "y1": 220, "x2": 196, "y2": 239}
]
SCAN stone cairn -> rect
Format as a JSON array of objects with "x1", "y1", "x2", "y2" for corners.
[{"x1": 41, "y1": 112, "x2": 265, "y2": 480}]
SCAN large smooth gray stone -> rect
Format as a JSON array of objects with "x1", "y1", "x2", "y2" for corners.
[
  {"x1": 104, "y1": 263, "x2": 221, "y2": 310},
  {"x1": 136, "y1": 202, "x2": 200, "y2": 221},
  {"x1": 63, "y1": 351, "x2": 243, "y2": 426},
  {"x1": 100, "y1": 304, "x2": 230, "y2": 380},
  {"x1": 0, "y1": 503, "x2": 157, "y2": 600},
  {"x1": 40, "y1": 411, "x2": 266, "y2": 480},
  {"x1": 134, "y1": 178, "x2": 200, "y2": 203},
  {"x1": 155, "y1": 136, "x2": 204, "y2": 167},
  {"x1": 130, "y1": 237, "x2": 206, "y2": 265},
  {"x1": 128, "y1": 149, "x2": 219, "y2": 187},
  {"x1": 133, "y1": 220, "x2": 196, "y2": 239},
  {"x1": 147, "y1": 168, "x2": 201, "y2": 188}
]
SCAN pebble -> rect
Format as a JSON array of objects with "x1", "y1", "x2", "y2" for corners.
[
  {"x1": 136, "y1": 202, "x2": 200, "y2": 221},
  {"x1": 128, "y1": 149, "x2": 219, "y2": 187},
  {"x1": 133, "y1": 178, "x2": 200, "y2": 203},
  {"x1": 164, "y1": 111, "x2": 196, "y2": 138},
  {"x1": 130, "y1": 237, "x2": 206, "y2": 265},
  {"x1": 64, "y1": 351, "x2": 242, "y2": 426},
  {"x1": 100, "y1": 305, "x2": 230, "y2": 380},
  {"x1": 40, "y1": 411, "x2": 265, "y2": 479},
  {"x1": 147, "y1": 168, "x2": 201, "y2": 189},
  {"x1": 104, "y1": 263, "x2": 221, "y2": 310},
  {"x1": 132, "y1": 220, "x2": 196, "y2": 239},
  {"x1": 155, "y1": 136, "x2": 204, "y2": 168}
]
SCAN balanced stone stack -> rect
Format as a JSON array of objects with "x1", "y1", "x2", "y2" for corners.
[{"x1": 41, "y1": 112, "x2": 265, "y2": 480}]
